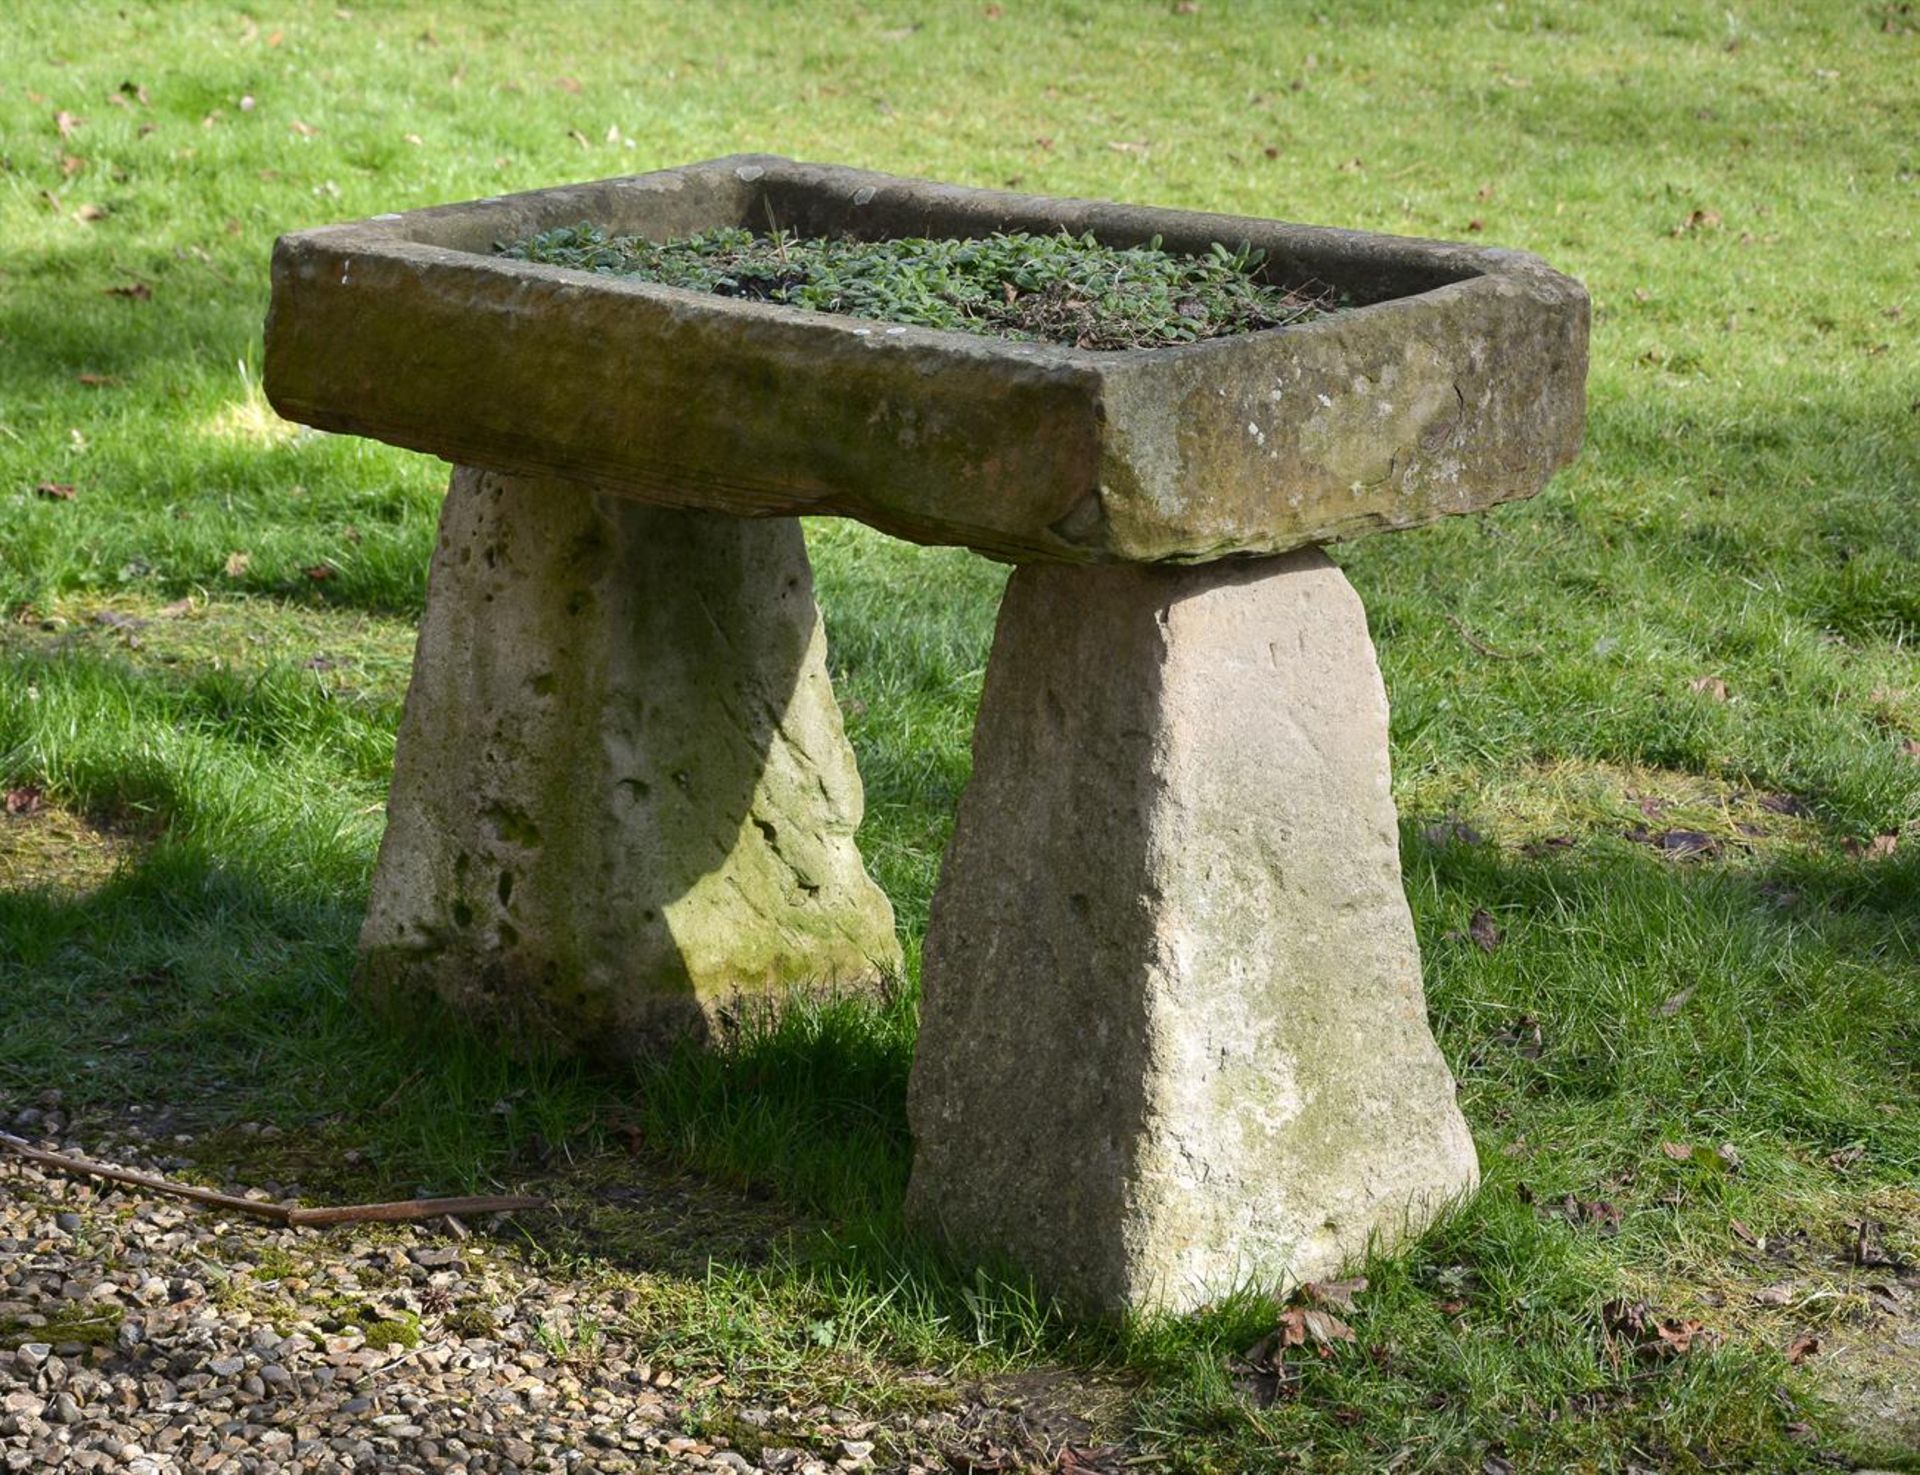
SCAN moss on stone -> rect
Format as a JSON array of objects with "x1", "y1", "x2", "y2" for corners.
[
  {"x1": 361, "y1": 1312, "x2": 422, "y2": 1349},
  {"x1": 442, "y1": 1304, "x2": 499, "y2": 1340}
]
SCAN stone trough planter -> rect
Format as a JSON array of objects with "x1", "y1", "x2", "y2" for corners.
[{"x1": 264, "y1": 155, "x2": 1588, "y2": 1314}]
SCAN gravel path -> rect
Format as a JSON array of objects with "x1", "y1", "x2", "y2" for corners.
[{"x1": 0, "y1": 1103, "x2": 1120, "y2": 1475}]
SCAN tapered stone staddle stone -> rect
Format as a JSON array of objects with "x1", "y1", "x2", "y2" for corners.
[
  {"x1": 357, "y1": 467, "x2": 902, "y2": 1055},
  {"x1": 906, "y1": 547, "x2": 1477, "y2": 1313},
  {"x1": 255, "y1": 158, "x2": 1587, "y2": 1309}
]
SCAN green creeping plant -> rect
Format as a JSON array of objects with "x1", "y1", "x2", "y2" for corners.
[{"x1": 496, "y1": 224, "x2": 1336, "y2": 350}]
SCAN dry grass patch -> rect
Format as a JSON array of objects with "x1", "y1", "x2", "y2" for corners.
[{"x1": 0, "y1": 799, "x2": 145, "y2": 897}]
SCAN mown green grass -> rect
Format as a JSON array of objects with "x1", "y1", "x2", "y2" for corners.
[{"x1": 2, "y1": 2, "x2": 1917, "y2": 1471}]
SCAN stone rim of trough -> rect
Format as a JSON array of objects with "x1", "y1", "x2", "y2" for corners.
[{"x1": 263, "y1": 153, "x2": 1589, "y2": 565}]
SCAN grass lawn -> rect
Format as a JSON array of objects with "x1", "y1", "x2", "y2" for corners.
[{"x1": 2, "y1": 1, "x2": 1917, "y2": 1470}]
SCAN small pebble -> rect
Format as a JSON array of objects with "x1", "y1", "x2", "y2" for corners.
[{"x1": 0, "y1": 1103, "x2": 1000, "y2": 1474}]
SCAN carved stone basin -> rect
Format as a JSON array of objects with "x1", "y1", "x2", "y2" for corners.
[
  {"x1": 265, "y1": 154, "x2": 1585, "y2": 565},
  {"x1": 264, "y1": 157, "x2": 1588, "y2": 1314}
]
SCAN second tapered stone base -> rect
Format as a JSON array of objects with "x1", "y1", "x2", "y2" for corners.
[{"x1": 906, "y1": 547, "x2": 1477, "y2": 1314}]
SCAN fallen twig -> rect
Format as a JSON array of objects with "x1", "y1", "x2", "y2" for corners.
[
  {"x1": 1444, "y1": 613, "x2": 1535, "y2": 661},
  {"x1": 0, "y1": 1129, "x2": 544, "y2": 1226},
  {"x1": 285, "y1": 1195, "x2": 546, "y2": 1226}
]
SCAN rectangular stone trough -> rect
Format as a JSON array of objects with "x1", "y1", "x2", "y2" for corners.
[
  {"x1": 266, "y1": 153, "x2": 1585, "y2": 565},
  {"x1": 264, "y1": 156, "x2": 1589, "y2": 1315}
]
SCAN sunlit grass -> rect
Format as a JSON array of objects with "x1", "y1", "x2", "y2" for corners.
[{"x1": 2, "y1": 2, "x2": 1917, "y2": 1470}]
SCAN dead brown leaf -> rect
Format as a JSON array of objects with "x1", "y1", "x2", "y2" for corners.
[
  {"x1": 1672, "y1": 208, "x2": 1723, "y2": 236},
  {"x1": 1785, "y1": 1332, "x2": 1821, "y2": 1365},
  {"x1": 1845, "y1": 832, "x2": 1900, "y2": 859},
  {"x1": 223, "y1": 550, "x2": 252, "y2": 578},
  {"x1": 4, "y1": 785, "x2": 44, "y2": 816},
  {"x1": 1302, "y1": 1276, "x2": 1367, "y2": 1312},
  {"x1": 76, "y1": 373, "x2": 120, "y2": 387},
  {"x1": 1826, "y1": 1144, "x2": 1866, "y2": 1171},
  {"x1": 303, "y1": 563, "x2": 337, "y2": 582},
  {"x1": 1752, "y1": 1284, "x2": 1794, "y2": 1307},
  {"x1": 1603, "y1": 1298, "x2": 1718, "y2": 1361},
  {"x1": 1867, "y1": 1283, "x2": 1908, "y2": 1315},
  {"x1": 33, "y1": 481, "x2": 77, "y2": 500},
  {"x1": 1565, "y1": 1195, "x2": 1623, "y2": 1233},
  {"x1": 1903, "y1": 738, "x2": 1920, "y2": 760},
  {"x1": 105, "y1": 282, "x2": 152, "y2": 301},
  {"x1": 1603, "y1": 1298, "x2": 1650, "y2": 1340},
  {"x1": 1730, "y1": 1218, "x2": 1759, "y2": 1247},
  {"x1": 1056, "y1": 1446, "x2": 1126, "y2": 1473},
  {"x1": 72, "y1": 203, "x2": 107, "y2": 223},
  {"x1": 1688, "y1": 675, "x2": 1729, "y2": 700},
  {"x1": 1660, "y1": 1141, "x2": 1694, "y2": 1161},
  {"x1": 59, "y1": 153, "x2": 86, "y2": 177},
  {"x1": 1467, "y1": 909, "x2": 1501, "y2": 953},
  {"x1": 1653, "y1": 1318, "x2": 1712, "y2": 1357},
  {"x1": 54, "y1": 109, "x2": 82, "y2": 137},
  {"x1": 289, "y1": 119, "x2": 320, "y2": 137},
  {"x1": 1657, "y1": 987, "x2": 1693, "y2": 1016},
  {"x1": 1276, "y1": 1304, "x2": 1354, "y2": 1349}
]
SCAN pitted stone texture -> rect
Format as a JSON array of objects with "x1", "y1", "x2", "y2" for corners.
[
  {"x1": 265, "y1": 156, "x2": 1588, "y2": 566},
  {"x1": 358, "y1": 467, "x2": 901, "y2": 1056},
  {"x1": 907, "y1": 548, "x2": 1477, "y2": 1313}
]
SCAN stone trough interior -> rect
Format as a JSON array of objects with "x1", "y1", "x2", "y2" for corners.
[
  {"x1": 360, "y1": 159, "x2": 1479, "y2": 311},
  {"x1": 263, "y1": 156, "x2": 1588, "y2": 1317}
]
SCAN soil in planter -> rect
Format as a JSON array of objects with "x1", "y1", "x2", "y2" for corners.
[{"x1": 496, "y1": 224, "x2": 1341, "y2": 350}]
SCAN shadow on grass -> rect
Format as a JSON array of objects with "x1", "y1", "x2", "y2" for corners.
[
  {"x1": 6, "y1": 812, "x2": 1913, "y2": 1463},
  {"x1": 3, "y1": 793, "x2": 1915, "y2": 1228}
]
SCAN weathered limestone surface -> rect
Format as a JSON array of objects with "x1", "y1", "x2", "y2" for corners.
[
  {"x1": 907, "y1": 547, "x2": 1477, "y2": 1313},
  {"x1": 357, "y1": 466, "x2": 901, "y2": 1056},
  {"x1": 265, "y1": 156, "x2": 1588, "y2": 566}
]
